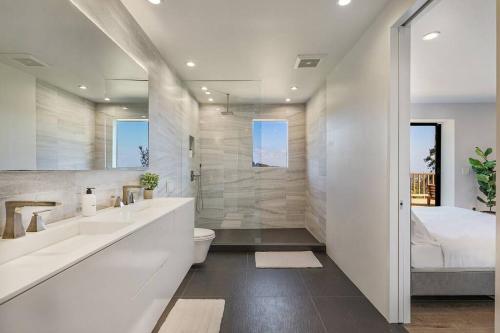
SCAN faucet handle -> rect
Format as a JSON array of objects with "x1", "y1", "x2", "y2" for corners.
[
  {"x1": 113, "y1": 196, "x2": 124, "y2": 208},
  {"x1": 26, "y1": 209, "x2": 50, "y2": 232}
]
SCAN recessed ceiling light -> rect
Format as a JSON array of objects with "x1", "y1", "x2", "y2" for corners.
[
  {"x1": 205, "y1": 91, "x2": 211, "y2": 95},
  {"x1": 338, "y1": 0, "x2": 351, "y2": 6},
  {"x1": 186, "y1": 61, "x2": 196, "y2": 67},
  {"x1": 122, "y1": 106, "x2": 128, "y2": 110},
  {"x1": 78, "y1": 85, "x2": 87, "y2": 90},
  {"x1": 147, "y1": 0, "x2": 162, "y2": 4},
  {"x1": 141, "y1": 115, "x2": 146, "y2": 118},
  {"x1": 208, "y1": 98, "x2": 214, "y2": 102},
  {"x1": 104, "y1": 97, "x2": 110, "y2": 102},
  {"x1": 422, "y1": 31, "x2": 440, "y2": 41},
  {"x1": 201, "y1": 86, "x2": 208, "y2": 91},
  {"x1": 291, "y1": 86, "x2": 298, "y2": 91},
  {"x1": 285, "y1": 98, "x2": 291, "y2": 102}
]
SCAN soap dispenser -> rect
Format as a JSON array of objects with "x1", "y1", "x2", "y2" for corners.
[{"x1": 82, "y1": 187, "x2": 96, "y2": 216}]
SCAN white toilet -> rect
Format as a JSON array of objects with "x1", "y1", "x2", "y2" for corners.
[{"x1": 193, "y1": 228, "x2": 215, "y2": 264}]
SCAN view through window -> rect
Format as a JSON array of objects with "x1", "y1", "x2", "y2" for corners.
[
  {"x1": 410, "y1": 123, "x2": 441, "y2": 206},
  {"x1": 113, "y1": 119, "x2": 149, "y2": 168},
  {"x1": 252, "y1": 120, "x2": 288, "y2": 168}
]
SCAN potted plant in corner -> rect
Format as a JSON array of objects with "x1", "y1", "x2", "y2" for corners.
[
  {"x1": 468, "y1": 147, "x2": 496, "y2": 214},
  {"x1": 141, "y1": 172, "x2": 159, "y2": 200}
]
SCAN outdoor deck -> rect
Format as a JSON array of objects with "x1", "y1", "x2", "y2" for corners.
[{"x1": 411, "y1": 172, "x2": 436, "y2": 207}]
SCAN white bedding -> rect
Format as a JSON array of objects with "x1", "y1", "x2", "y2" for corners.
[
  {"x1": 411, "y1": 243, "x2": 443, "y2": 268},
  {"x1": 411, "y1": 206, "x2": 496, "y2": 269}
]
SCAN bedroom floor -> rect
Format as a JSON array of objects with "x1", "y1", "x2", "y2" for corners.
[{"x1": 405, "y1": 297, "x2": 494, "y2": 333}]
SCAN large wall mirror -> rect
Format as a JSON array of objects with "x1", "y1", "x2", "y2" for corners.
[{"x1": 0, "y1": 0, "x2": 149, "y2": 171}]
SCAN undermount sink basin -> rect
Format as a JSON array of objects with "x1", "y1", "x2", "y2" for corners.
[
  {"x1": 0, "y1": 219, "x2": 131, "y2": 266},
  {"x1": 29, "y1": 222, "x2": 129, "y2": 256}
]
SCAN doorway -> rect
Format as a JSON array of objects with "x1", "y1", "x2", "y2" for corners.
[{"x1": 391, "y1": 0, "x2": 496, "y2": 329}]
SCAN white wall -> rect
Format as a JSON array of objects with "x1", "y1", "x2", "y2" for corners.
[
  {"x1": 325, "y1": 0, "x2": 414, "y2": 321},
  {"x1": 412, "y1": 103, "x2": 496, "y2": 210},
  {"x1": 0, "y1": 62, "x2": 36, "y2": 170}
]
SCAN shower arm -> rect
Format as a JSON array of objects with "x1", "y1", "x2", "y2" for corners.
[{"x1": 203, "y1": 87, "x2": 231, "y2": 113}]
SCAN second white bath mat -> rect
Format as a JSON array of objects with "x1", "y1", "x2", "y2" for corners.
[
  {"x1": 255, "y1": 251, "x2": 323, "y2": 268},
  {"x1": 159, "y1": 299, "x2": 225, "y2": 333}
]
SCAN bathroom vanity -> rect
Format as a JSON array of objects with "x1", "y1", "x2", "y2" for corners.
[{"x1": 0, "y1": 198, "x2": 194, "y2": 333}]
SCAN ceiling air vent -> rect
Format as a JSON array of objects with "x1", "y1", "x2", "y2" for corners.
[
  {"x1": 294, "y1": 54, "x2": 326, "y2": 69},
  {"x1": 6, "y1": 53, "x2": 48, "y2": 67}
]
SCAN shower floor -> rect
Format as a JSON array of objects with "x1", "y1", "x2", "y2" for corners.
[{"x1": 210, "y1": 228, "x2": 326, "y2": 252}]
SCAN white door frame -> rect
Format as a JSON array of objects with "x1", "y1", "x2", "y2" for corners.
[{"x1": 388, "y1": 0, "x2": 438, "y2": 324}]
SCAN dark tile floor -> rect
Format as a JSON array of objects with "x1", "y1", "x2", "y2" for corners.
[{"x1": 153, "y1": 252, "x2": 407, "y2": 333}]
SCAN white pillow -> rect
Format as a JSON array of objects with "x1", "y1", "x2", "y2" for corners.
[{"x1": 411, "y1": 210, "x2": 438, "y2": 245}]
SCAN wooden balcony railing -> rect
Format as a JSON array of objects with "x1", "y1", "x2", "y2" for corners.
[{"x1": 411, "y1": 173, "x2": 435, "y2": 197}]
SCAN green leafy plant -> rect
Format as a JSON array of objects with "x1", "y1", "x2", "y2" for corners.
[
  {"x1": 140, "y1": 172, "x2": 159, "y2": 191},
  {"x1": 138, "y1": 146, "x2": 149, "y2": 167},
  {"x1": 468, "y1": 147, "x2": 496, "y2": 212},
  {"x1": 424, "y1": 145, "x2": 436, "y2": 172}
]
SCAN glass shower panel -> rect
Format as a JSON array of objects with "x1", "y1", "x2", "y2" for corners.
[{"x1": 185, "y1": 80, "x2": 262, "y2": 237}]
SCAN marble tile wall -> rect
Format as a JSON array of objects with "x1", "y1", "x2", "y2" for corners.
[
  {"x1": 36, "y1": 80, "x2": 96, "y2": 170},
  {"x1": 0, "y1": 0, "x2": 199, "y2": 232},
  {"x1": 305, "y1": 84, "x2": 327, "y2": 242},
  {"x1": 197, "y1": 104, "x2": 306, "y2": 229}
]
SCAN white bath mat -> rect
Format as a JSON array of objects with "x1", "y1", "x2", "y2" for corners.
[
  {"x1": 159, "y1": 299, "x2": 225, "y2": 333},
  {"x1": 255, "y1": 251, "x2": 323, "y2": 268}
]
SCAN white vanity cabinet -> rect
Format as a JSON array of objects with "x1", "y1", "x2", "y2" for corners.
[{"x1": 0, "y1": 199, "x2": 194, "y2": 333}]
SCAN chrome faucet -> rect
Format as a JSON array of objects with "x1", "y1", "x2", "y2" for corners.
[
  {"x1": 2, "y1": 201, "x2": 59, "y2": 239},
  {"x1": 122, "y1": 185, "x2": 142, "y2": 205}
]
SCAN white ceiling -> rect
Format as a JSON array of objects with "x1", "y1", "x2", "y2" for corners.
[
  {"x1": 411, "y1": 0, "x2": 496, "y2": 104},
  {"x1": 122, "y1": 0, "x2": 391, "y2": 104},
  {"x1": 0, "y1": 0, "x2": 148, "y2": 103}
]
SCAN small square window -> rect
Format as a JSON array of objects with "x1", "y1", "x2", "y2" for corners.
[{"x1": 252, "y1": 119, "x2": 288, "y2": 168}]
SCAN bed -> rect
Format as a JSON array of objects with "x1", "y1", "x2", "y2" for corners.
[{"x1": 411, "y1": 206, "x2": 495, "y2": 296}]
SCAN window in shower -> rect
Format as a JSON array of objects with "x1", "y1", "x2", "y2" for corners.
[{"x1": 252, "y1": 119, "x2": 288, "y2": 168}]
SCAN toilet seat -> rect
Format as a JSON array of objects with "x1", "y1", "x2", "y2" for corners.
[{"x1": 194, "y1": 228, "x2": 215, "y2": 241}]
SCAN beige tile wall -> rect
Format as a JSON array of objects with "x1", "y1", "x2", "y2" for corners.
[
  {"x1": 0, "y1": 0, "x2": 199, "y2": 232},
  {"x1": 36, "y1": 80, "x2": 96, "y2": 170},
  {"x1": 197, "y1": 104, "x2": 306, "y2": 229},
  {"x1": 305, "y1": 84, "x2": 327, "y2": 242}
]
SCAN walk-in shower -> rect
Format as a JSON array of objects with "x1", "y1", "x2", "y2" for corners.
[{"x1": 184, "y1": 80, "x2": 325, "y2": 251}]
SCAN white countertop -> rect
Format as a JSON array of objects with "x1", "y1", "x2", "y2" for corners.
[{"x1": 0, "y1": 197, "x2": 193, "y2": 305}]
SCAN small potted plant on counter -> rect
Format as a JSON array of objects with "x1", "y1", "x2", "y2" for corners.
[{"x1": 141, "y1": 172, "x2": 159, "y2": 200}]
